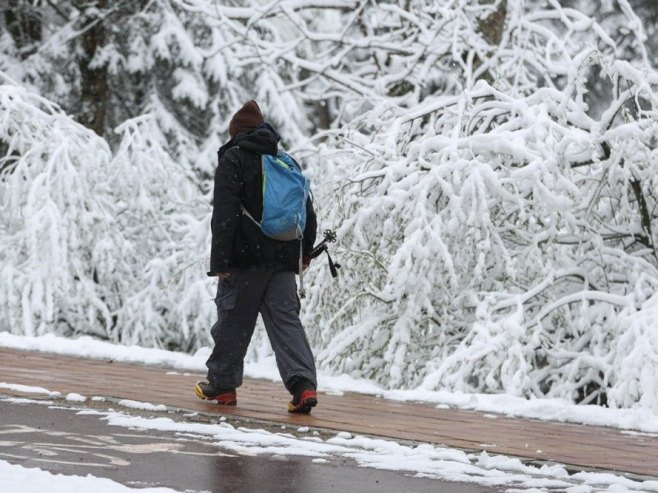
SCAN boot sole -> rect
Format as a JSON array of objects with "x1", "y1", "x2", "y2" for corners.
[
  {"x1": 288, "y1": 397, "x2": 318, "y2": 414},
  {"x1": 194, "y1": 383, "x2": 237, "y2": 405}
]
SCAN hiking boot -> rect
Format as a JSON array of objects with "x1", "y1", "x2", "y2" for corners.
[
  {"x1": 194, "y1": 381, "x2": 237, "y2": 405},
  {"x1": 288, "y1": 380, "x2": 318, "y2": 414}
]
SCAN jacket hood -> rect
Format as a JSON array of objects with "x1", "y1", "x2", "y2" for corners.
[{"x1": 218, "y1": 123, "x2": 280, "y2": 161}]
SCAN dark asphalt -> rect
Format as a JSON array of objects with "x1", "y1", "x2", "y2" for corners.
[{"x1": 0, "y1": 397, "x2": 496, "y2": 492}]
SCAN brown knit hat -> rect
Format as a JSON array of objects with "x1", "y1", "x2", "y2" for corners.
[{"x1": 228, "y1": 100, "x2": 264, "y2": 138}]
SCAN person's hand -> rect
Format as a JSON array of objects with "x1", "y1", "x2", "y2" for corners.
[
  {"x1": 302, "y1": 256, "x2": 312, "y2": 271},
  {"x1": 218, "y1": 272, "x2": 231, "y2": 279}
]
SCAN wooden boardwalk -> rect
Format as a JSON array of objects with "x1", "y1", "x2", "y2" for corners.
[{"x1": 1, "y1": 347, "x2": 656, "y2": 478}]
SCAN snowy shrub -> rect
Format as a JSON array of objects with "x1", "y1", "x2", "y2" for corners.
[
  {"x1": 0, "y1": 78, "x2": 124, "y2": 337},
  {"x1": 2, "y1": 1, "x2": 658, "y2": 411},
  {"x1": 0, "y1": 0, "x2": 313, "y2": 349},
  {"x1": 609, "y1": 292, "x2": 658, "y2": 410},
  {"x1": 298, "y1": 1, "x2": 658, "y2": 408},
  {"x1": 109, "y1": 115, "x2": 214, "y2": 350},
  {"x1": 0, "y1": 75, "x2": 213, "y2": 347}
]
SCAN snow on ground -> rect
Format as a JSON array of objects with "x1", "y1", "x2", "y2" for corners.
[
  {"x1": 2, "y1": 332, "x2": 658, "y2": 434},
  {"x1": 1, "y1": 396, "x2": 658, "y2": 492},
  {"x1": 0, "y1": 382, "x2": 61, "y2": 397},
  {"x1": 117, "y1": 399, "x2": 168, "y2": 412},
  {"x1": 0, "y1": 459, "x2": 178, "y2": 493},
  {"x1": 0, "y1": 392, "x2": 658, "y2": 493},
  {"x1": 2, "y1": 331, "x2": 658, "y2": 491},
  {"x1": 66, "y1": 392, "x2": 87, "y2": 402},
  {"x1": 96, "y1": 409, "x2": 658, "y2": 491}
]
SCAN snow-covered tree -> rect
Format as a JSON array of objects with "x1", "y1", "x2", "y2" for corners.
[
  {"x1": 2, "y1": 0, "x2": 658, "y2": 412},
  {"x1": 109, "y1": 114, "x2": 213, "y2": 351},
  {"x1": 0, "y1": 0, "x2": 311, "y2": 183},
  {"x1": 297, "y1": 1, "x2": 658, "y2": 409},
  {"x1": 0, "y1": 73, "x2": 209, "y2": 348},
  {"x1": 0, "y1": 76, "x2": 125, "y2": 337}
]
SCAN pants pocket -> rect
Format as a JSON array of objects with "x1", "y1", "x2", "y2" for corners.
[
  {"x1": 279, "y1": 292, "x2": 301, "y2": 314},
  {"x1": 214, "y1": 276, "x2": 239, "y2": 311}
]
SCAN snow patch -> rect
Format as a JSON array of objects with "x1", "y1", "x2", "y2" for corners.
[{"x1": 117, "y1": 399, "x2": 168, "y2": 412}]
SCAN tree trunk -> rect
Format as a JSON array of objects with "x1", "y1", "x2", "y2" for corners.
[
  {"x1": 3, "y1": 0, "x2": 42, "y2": 58},
  {"x1": 475, "y1": 0, "x2": 508, "y2": 83},
  {"x1": 478, "y1": 0, "x2": 508, "y2": 46},
  {"x1": 75, "y1": 0, "x2": 110, "y2": 136}
]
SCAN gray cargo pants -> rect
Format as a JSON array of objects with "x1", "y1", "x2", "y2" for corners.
[{"x1": 205, "y1": 268, "x2": 317, "y2": 393}]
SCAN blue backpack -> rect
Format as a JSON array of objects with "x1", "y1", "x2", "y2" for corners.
[{"x1": 243, "y1": 151, "x2": 311, "y2": 241}]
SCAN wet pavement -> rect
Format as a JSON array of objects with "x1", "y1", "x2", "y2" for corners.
[{"x1": 0, "y1": 398, "x2": 495, "y2": 493}]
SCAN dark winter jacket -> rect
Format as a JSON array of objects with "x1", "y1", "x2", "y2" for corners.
[{"x1": 208, "y1": 124, "x2": 317, "y2": 275}]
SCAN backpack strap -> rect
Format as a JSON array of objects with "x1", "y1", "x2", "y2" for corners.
[{"x1": 240, "y1": 204, "x2": 260, "y2": 228}]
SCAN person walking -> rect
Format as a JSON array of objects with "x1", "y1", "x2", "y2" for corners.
[{"x1": 195, "y1": 100, "x2": 319, "y2": 414}]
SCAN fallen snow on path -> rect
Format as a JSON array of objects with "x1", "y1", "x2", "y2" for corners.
[
  {"x1": 0, "y1": 382, "x2": 62, "y2": 397},
  {"x1": 2, "y1": 393, "x2": 658, "y2": 491},
  {"x1": 2, "y1": 332, "x2": 658, "y2": 434},
  {"x1": 65, "y1": 392, "x2": 87, "y2": 402},
  {"x1": 67, "y1": 406, "x2": 658, "y2": 491},
  {"x1": 117, "y1": 399, "x2": 168, "y2": 412},
  {"x1": 0, "y1": 459, "x2": 179, "y2": 493}
]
